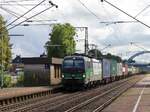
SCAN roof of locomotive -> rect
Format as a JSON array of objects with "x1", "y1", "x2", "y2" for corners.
[
  {"x1": 64, "y1": 55, "x2": 89, "y2": 60},
  {"x1": 63, "y1": 54, "x2": 101, "y2": 62}
]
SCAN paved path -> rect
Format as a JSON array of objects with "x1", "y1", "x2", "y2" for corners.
[
  {"x1": 102, "y1": 74, "x2": 150, "y2": 112},
  {"x1": 0, "y1": 86, "x2": 60, "y2": 100}
]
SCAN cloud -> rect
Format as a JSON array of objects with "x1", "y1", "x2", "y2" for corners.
[{"x1": 1, "y1": 0, "x2": 150, "y2": 62}]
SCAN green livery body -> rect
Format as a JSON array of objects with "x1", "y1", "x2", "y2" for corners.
[{"x1": 62, "y1": 56, "x2": 102, "y2": 87}]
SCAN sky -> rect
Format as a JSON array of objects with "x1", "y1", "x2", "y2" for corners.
[{"x1": 0, "y1": 0, "x2": 150, "y2": 63}]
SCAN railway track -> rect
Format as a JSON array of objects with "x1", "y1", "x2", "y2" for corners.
[
  {"x1": 0, "y1": 91, "x2": 84, "y2": 112},
  {"x1": 65, "y1": 77, "x2": 138, "y2": 112},
  {"x1": 0, "y1": 75, "x2": 143, "y2": 112},
  {"x1": 47, "y1": 75, "x2": 142, "y2": 112}
]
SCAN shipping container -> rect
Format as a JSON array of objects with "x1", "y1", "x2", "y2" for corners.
[
  {"x1": 132, "y1": 66, "x2": 139, "y2": 74},
  {"x1": 123, "y1": 64, "x2": 128, "y2": 76},
  {"x1": 102, "y1": 59, "x2": 111, "y2": 79},
  {"x1": 128, "y1": 66, "x2": 133, "y2": 75},
  {"x1": 91, "y1": 59, "x2": 102, "y2": 81},
  {"x1": 110, "y1": 59, "x2": 117, "y2": 77}
]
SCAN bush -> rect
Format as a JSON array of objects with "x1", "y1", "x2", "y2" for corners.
[
  {"x1": 4, "y1": 75, "x2": 12, "y2": 87},
  {"x1": 0, "y1": 73, "x2": 13, "y2": 88},
  {"x1": 16, "y1": 73, "x2": 24, "y2": 86}
]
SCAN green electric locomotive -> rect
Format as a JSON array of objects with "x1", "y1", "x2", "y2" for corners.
[{"x1": 62, "y1": 55, "x2": 102, "y2": 89}]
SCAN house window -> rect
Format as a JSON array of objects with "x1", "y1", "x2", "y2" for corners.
[
  {"x1": 54, "y1": 65, "x2": 59, "y2": 78},
  {"x1": 45, "y1": 64, "x2": 50, "y2": 69},
  {"x1": 54, "y1": 66, "x2": 57, "y2": 78}
]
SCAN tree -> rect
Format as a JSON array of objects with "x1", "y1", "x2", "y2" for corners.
[
  {"x1": 17, "y1": 73, "x2": 24, "y2": 86},
  {"x1": 3, "y1": 74, "x2": 12, "y2": 87},
  {"x1": 103, "y1": 53, "x2": 112, "y2": 59},
  {"x1": 88, "y1": 49, "x2": 102, "y2": 59},
  {"x1": 103, "y1": 53, "x2": 122, "y2": 62},
  {"x1": 114, "y1": 55, "x2": 122, "y2": 62},
  {"x1": 0, "y1": 15, "x2": 12, "y2": 70},
  {"x1": 45, "y1": 23, "x2": 76, "y2": 58}
]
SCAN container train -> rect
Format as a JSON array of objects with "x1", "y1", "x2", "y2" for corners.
[{"x1": 62, "y1": 55, "x2": 139, "y2": 89}]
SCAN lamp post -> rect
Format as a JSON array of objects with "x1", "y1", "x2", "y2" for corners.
[
  {"x1": 0, "y1": 21, "x2": 4, "y2": 88},
  {"x1": 0, "y1": 28, "x2": 5, "y2": 89}
]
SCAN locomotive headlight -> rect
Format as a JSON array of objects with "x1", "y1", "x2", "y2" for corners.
[{"x1": 83, "y1": 75, "x2": 86, "y2": 78}]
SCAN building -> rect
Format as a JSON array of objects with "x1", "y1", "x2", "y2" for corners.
[
  {"x1": 11, "y1": 55, "x2": 24, "y2": 75},
  {"x1": 12, "y1": 55, "x2": 63, "y2": 86}
]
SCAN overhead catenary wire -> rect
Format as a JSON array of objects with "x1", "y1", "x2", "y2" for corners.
[
  {"x1": 100, "y1": 44, "x2": 111, "y2": 51},
  {"x1": 0, "y1": 2, "x2": 30, "y2": 19},
  {"x1": 8, "y1": 2, "x2": 58, "y2": 30},
  {"x1": 100, "y1": 21, "x2": 137, "y2": 25},
  {"x1": 0, "y1": 3, "x2": 48, "y2": 6},
  {"x1": 100, "y1": 4, "x2": 123, "y2": 49},
  {"x1": 101, "y1": 4, "x2": 122, "y2": 44},
  {"x1": 0, "y1": 6, "x2": 20, "y2": 18},
  {"x1": 9, "y1": 23, "x2": 56, "y2": 26},
  {"x1": 3, "y1": 0, "x2": 36, "y2": 3},
  {"x1": 100, "y1": 1, "x2": 147, "y2": 56},
  {"x1": 13, "y1": 1, "x2": 49, "y2": 25},
  {"x1": 6, "y1": 0, "x2": 48, "y2": 27},
  {"x1": 99, "y1": 3, "x2": 113, "y2": 46},
  {"x1": 135, "y1": 5, "x2": 150, "y2": 18},
  {"x1": 14, "y1": 1, "x2": 55, "y2": 25},
  {"x1": 77, "y1": 0, "x2": 101, "y2": 20},
  {"x1": 101, "y1": 0, "x2": 150, "y2": 29},
  {"x1": 130, "y1": 42, "x2": 148, "y2": 51},
  {"x1": 27, "y1": 19, "x2": 57, "y2": 22}
]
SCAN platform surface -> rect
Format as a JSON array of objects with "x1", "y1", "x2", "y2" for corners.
[
  {"x1": 102, "y1": 74, "x2": 150, "y2": 112},
  {"x1": 0, "y1": 86, "x2": 60, "y2": 100}
]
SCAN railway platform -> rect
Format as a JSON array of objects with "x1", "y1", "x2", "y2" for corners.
[
  {"x1": 102, "y1": 74, "x2": 150, "y2": 112},
  {"x1": 0, "y1": 85, "x2": 61, "y2": 105}
]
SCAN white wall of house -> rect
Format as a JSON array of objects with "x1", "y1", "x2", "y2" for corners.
[{"x1": 50, "y1": 65, "x2": 61, "y2": 85}]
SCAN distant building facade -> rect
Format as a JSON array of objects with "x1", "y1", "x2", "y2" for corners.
[
  {"x1": 12, "y1": 55, "x2": 62, "y2": 86},
  {"x1": 11, "y1": 55, "x2": 24, "y2": 75}
]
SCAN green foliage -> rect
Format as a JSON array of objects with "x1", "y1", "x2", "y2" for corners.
[
  {"x1": 3, "y1": 74, "x2": 12, "y2": 87},
  {"x1": 88, "y1": 49, "x2": 102, "y2": 59},
  {"x1": 114, "y1": 56, "x2": 122, "y2": 62},
  {"x1": 17, "y1": 73, "x2": 24, "y2": 86},
  {"x1": 0, "y1": 73, "x2": 12, "y2": 87},
  {"x1": 103, "y1": 53, "x2": 122, "y2": 62},
  {"x1": 45, "y1": 23, "x2": 76, "y2": 58},
  {"x1": 0, "y1": 15, "x2": 12, "y2": 70}
]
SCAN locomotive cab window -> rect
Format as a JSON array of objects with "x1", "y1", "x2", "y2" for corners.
[
  {"x1": 63, "y1": 60, "x2": 74, "y2": 68},
  {"x1": 63, "y1": 58, "x2": 85, "y2": 73},
  {"x1": 74, "y1": 60, "x2": 84, "y2": 68}
]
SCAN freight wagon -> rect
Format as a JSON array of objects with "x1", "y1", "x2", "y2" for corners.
[
  {"x1": 102, "y1": 58, "x2": 111, "y2": 83},
  {"x1": 122, "y1": 63, "x2": 128, "y2": 78},
  {"x1": 110, "y1": 59, "x2": 117, "y2": 81},
  {"x1": 117, "y1": 63, "x2": 123, "y2": 80},
  {"x1": 62, "y1": 55, "x2": 140, "y2": 90}
]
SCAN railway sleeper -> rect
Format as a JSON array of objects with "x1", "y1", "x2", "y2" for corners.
[{"x1": 0, "y1": 89, "x2": 59, "y2": 106}]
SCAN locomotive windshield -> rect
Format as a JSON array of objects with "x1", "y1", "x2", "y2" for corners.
[
  {"x1": 63, "y1": 59, "x2": 85, "y2": 73},
  {"x1": 74, "y1": 60, "x2": 84, "y2": 68},
  {"x1": 63, "y1": 59, "x2": 74, "y2": 68}
]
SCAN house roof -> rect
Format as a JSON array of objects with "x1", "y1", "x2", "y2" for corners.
[
  {"x1": 22, "y1": 57, "x2": 51, "y2": 64},
  {"x1": 12, "y1": 55, "x2": 22, "y2": 64},
  {"x1": 12, "y1": 56, "x2": 63, "y2": 65}
]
